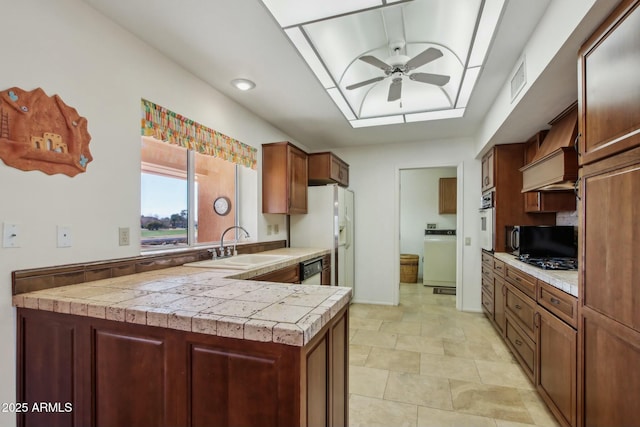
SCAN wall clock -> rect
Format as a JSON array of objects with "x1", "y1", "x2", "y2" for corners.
[{"x1": 213, "y1": 196, "x2": 231, "y2": 216}]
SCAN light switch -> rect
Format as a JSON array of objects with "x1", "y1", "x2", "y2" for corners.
[
  {"x1": 2, "y1": 223, "x2": 20, "y2": 248},
  {"x1": 57, "y1": 225, "x2": 72, "y2": 248},
  {"x1": 465, "y1": 237, "x2": 471, "y2": 246}
]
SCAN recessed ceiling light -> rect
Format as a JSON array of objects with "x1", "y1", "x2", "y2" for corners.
[{"x1": 231, "y1": 78, "x2": 256, "y2": 91}]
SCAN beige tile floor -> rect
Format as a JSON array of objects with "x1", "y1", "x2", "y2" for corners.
[{"x1": 348, "y1": 282, "x2": 560, "y2": 427}]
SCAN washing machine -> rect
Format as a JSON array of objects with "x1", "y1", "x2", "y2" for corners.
[{"x1": 423, "y1": 229, "x2": 456, "y2": 287}]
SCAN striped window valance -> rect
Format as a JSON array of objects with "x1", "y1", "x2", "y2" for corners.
[{"x1": 141, "y1": 99, "x2": 257, "y2": 169}]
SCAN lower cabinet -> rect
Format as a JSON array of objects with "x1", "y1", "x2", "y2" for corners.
[
  {"x1": 16, "y1": 306, "x2": 349, "y2": 427},
  {"x1": 481, "y1": 251, "x2": 578, "y2": 427}
]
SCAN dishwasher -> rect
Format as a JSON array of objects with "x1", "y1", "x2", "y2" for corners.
[{"x1": 300, "y1": 257, "x2": 323, "y2": 285}]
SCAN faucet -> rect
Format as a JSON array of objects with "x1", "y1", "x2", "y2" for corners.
[{"x1": 219, "y1": 225, "x2": 250, "y2": 257}]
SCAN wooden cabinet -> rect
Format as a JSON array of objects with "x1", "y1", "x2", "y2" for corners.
[
  {"x1": 17, "y1": 305, "x2": 349, "y2": 427},
  {"x1": 308, "y1": 152, "x2": 349, "y2": 187},
  {"x1": 578, "y1": 3, "x2": 640, "y2": 425},
  {"x1": 262, "y1": 142, "x2": 308, "y2": 214},
  {"x1": 481, "y1": 149, "x2": 495, "y2": 192},
  {"x1": 578, "y1": 0, "x2": 640, "y2": 165},
  {"x1": 438, "y1": 177, "x2": 457, "y2": 214},
  {"x1": 249, "y1": 263, "x2": 300, "y2": 283},
  {"x1": 321, "y1": 253, "x2": 331, "y2": 285},
  {"x1": 505, "y1": 264, "x2": 537, "y2": 299}
]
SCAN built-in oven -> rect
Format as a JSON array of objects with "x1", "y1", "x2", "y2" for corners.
[
  {"x1": 479, "y1": 191, "x2": 494, "y2": 252},
  {"x1": 300, "y1": 257, "x2": 323, "y2": 285}
]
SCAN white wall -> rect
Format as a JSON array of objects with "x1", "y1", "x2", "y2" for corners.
[
  {"x1": 0, "y1": 1, "x2": 295, "y2": 422},
  {"x1": 400, "y1": 167, "x2": 457, "y2": 278},
  {"x1": 332, "y1": 137, "x2": 482, "y2": 311}
]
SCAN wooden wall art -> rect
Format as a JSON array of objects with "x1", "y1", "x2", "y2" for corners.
[{"x1": 0, "y1": 87, "x2": 92, "y2": 176}]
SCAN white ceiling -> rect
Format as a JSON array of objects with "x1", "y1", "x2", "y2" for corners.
[{"x1": 82, "y1": 0, "x2": 616, "y2": 152}]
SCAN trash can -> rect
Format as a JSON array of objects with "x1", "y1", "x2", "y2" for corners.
[{"x1": 400, "y1": 254, "x2": 419, "y2": 283}]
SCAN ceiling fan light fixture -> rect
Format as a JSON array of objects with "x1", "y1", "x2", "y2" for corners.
[{"x1": 231, "y1": 78, "x2": 256, "y2": 91}]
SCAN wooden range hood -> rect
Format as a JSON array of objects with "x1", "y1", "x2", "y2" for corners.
[{"x1": 520, "y1": 103, "x2": 578, "y2": 192}]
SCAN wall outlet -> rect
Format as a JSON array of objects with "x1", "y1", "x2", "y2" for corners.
[
  {"x1": 465, "y1": 237, "x2": 471, "y2": 246},
  {"x1": 267, "y1": 225, "x2": 273, "y2": 235},
  {"x1": 274, "y1": 224, "x2": 279, "y2": 234},
  {"x1": 2, "y1": 223, "x2": 20, "y2": 248},
  {"x1": 426, "y1": 223, "x2": 437, "y2": 229},
  {"x1": 119, "y1": 227, "x2": 130, "y2": 246},
  {"x1": 57, "y1": 225, "x2": 72, "y2": 248}
]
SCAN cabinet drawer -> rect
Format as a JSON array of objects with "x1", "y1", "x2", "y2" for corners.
[
  {"x1": 482, "y1": 265, "x2": 494, "y2": 282},
  {"x1": 506, "y1": 317, "x2": 535, "y2": 381},
  {"x1": 482, "y1": 291, "x2": 494, "y2": 316},
  {"x1": 482, "y1": 251, "x2": 493, "y2": 267},
  {"x1": 506, "y1": 265, "x2": 536, "y2": 299},
  {"x1": 482, "y1": 277, "x2": 494, "y2": 299},
  {"x1": 505, "y1": 283, "x2": 536, "y2": 340},
  {"x1": 537, "y1": 281, "x2": 578, "y2": 328},
  {"x1": 493, "y1": 259, "x2": 505, "y2": 277}
]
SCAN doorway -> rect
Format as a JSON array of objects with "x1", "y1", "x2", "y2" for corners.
[{"x1": 399, "y1": 167, "x2": 458, "y2": 290}]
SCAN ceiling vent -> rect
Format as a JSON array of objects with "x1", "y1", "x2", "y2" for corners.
[{"x1": 510, "y1": 56, "x2": 526, "y2": 102}]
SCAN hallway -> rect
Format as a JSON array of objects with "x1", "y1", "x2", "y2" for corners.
[{"x1": 348, "y1": 282, "x2": 559, "y2": 427}]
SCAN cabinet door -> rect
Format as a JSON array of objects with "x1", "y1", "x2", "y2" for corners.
[
  {"x1": 581, "y1": 307, "x2": 640, "y2": 427},
  {"x1": 288, "y1": 144, "x2": 308, "y2": 214},
  {"x1": 481, "y1": 149, "x2": 495, "y2": 192},
  {"x1": 536, "y1": 307, "x2": 577, "y2": 427},
  {"x1": 578, "y1": 0, "x2": 640, "y2": 164},
  {"x1": 582, "y1": 153, "x2": 640, "y2": 331},
  {"x1": 438, "y1": 177, "x2": 457, "y2": 214},
  {"x1": 250, "y1": 264, "x2": 300, "y2": 283},
  {"x1": 494, "y1": 276, "x2": 506, "y2": 336}
]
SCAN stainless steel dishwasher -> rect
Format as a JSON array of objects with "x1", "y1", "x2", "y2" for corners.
[{"x1": 300, "y1": 257, "x2": 323, "y2": 285}]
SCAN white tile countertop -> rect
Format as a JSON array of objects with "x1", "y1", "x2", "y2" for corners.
[
  {"x1": 12, "y1": 248, "x2": 351, "y2": 347},
  {"x1": 493, "y1": 252, "x2": 578, "y2": 297}
]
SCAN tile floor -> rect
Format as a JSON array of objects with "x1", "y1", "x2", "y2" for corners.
[{"x1": 348, "y1": 282, "x2": 560, "y2": 427}]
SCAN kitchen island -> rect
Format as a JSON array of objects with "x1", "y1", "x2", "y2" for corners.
[{"x1": 13, "y1": 248, "x2": 350, "y2": 427}]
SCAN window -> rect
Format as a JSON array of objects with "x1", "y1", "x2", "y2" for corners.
[{"x1": 140, "y1": 136, "x2": 236, "y2": 250}]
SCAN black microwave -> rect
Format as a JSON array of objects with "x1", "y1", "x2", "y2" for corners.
[{"x1": 506, "y1": 225, "x2": 577, "y2": 257}]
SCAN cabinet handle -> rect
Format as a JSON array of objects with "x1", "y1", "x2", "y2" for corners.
[
  {"x1": 515, "y1": 304, "x2": 522, "y2": 310},
  {"x1": 574, "y1": 133, "x2": 581, "y2": 156},
  {"x1": 484, "y1": 177, "x2": 489, "y2": 185},
  {"x1": 534, "y1": 312, "x2": 540, "y2": 328},
  {"x1": 515, "y1": 277, "x2": 522, "y2": 282},
  {"x1": 515, "y1": 339, "x2": 523, "y2": 346},
  {"x1": 550, "y1": 297, "x2": 561, "y2": 305},
  {"x1": 574, "y1": 179, "x2": 581, "y2": 201},
  {"x1": 496, "y1": 265, "x2": 502, "y2": 270}
]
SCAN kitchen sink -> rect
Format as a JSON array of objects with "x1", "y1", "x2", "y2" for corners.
[{"x1": 184, "y1": 254, "x2": 290, "y2": 270}]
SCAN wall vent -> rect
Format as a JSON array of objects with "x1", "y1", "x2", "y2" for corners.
[{"x1": 510, "y1": 57, "x2": 526, "y2": 102}]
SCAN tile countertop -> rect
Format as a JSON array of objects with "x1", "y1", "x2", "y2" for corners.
[
  {"x1": 12, "y1": 247, "x2": 352, "y2": 347},
  {"x1": 493, "y1": 252, "x2": 578, "y2": 297}
]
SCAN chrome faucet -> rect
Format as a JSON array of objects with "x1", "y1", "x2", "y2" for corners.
[{"x1": 219, "y1": 225, "x2": 250, "y2": 257}]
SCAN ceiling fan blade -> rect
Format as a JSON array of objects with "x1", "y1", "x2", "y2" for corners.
[
  {"x1": 405, "y1": 47, "x2": 443, "y2": 70},
  {"x1": 346, "y1": 76, "x2": 385, "y2": 90},
  {"x1": 359, "y1": 55, "x2": 392, "y2": 71},
  {"x1": 410, "y1": 72, "x2": 451, "y2": 86},
  {"x1": 388, "y1": 78, "x2": 402, "y2": 102}
]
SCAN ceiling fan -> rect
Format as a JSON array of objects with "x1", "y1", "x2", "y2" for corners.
[{"x1": 346, "y1": 46, "x2": 451, "y2": 102}]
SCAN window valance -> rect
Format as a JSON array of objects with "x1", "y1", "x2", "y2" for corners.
[{"x1": 141, "y1": 99, "x2": 257, "y2": 170}]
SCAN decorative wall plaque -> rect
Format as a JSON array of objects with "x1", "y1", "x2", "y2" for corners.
[{"x1": 0, "y1": 87, "x2": 92, "y2": 176}]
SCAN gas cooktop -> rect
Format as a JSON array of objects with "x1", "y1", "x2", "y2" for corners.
[{"x1": 517, "y1": 255, "x2": 578, "y2": 271}]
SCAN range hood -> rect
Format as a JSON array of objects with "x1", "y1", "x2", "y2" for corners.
[{"x1": 520, "y1": 103, "x2": 578, "y2": 192}]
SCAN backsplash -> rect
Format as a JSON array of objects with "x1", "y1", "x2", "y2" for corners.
[{"x1": 556, "y1": 210, "x2": 578, "y2": 226}]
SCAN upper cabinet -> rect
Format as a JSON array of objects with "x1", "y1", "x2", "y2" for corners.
[
  {"x1": 578, "y1": 0, "x2": 640, "y2": 165},
  {"x1": 438, "y1": 177, "x2": 457, "y2": 214},
  {"x1": 308, "y1": 152, "x2": 349, "y2": 187},
  {"x1": 262, "y1": 142, "x2": 308, "y2": 214},
  {"x1": 481, "y1": 149, "x2": 495, "y2": 193}
]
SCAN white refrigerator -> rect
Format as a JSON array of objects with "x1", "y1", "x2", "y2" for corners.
[{"x1": 290, "y1": 184, "x2": 354, "y2": 290}]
